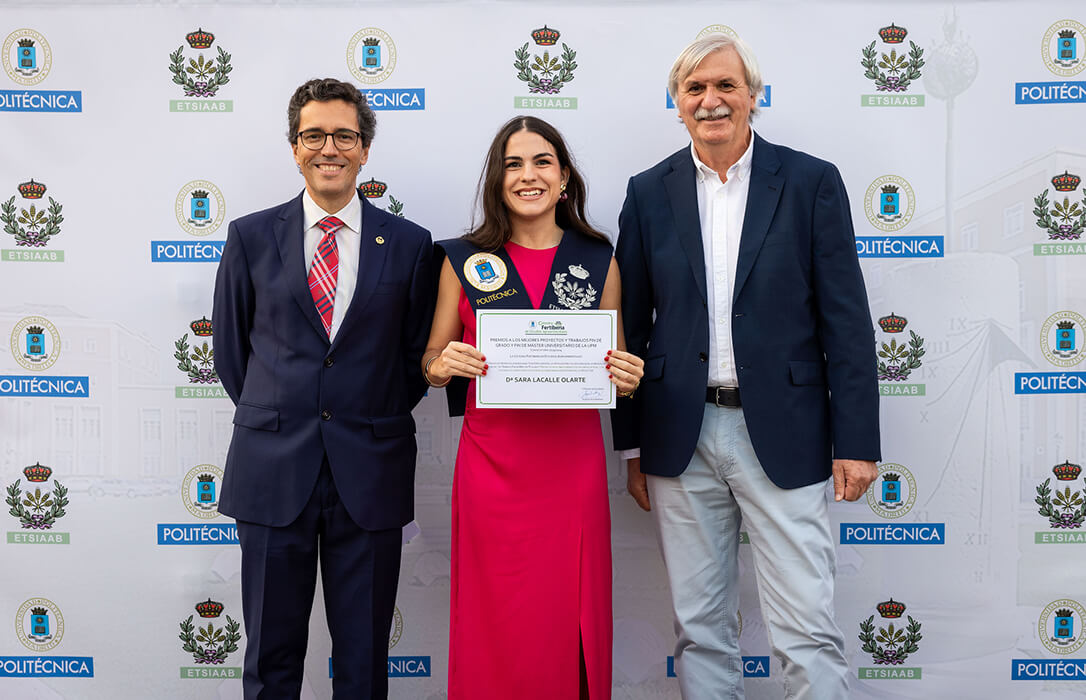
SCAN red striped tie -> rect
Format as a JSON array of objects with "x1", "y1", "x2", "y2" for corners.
[{"x1": 308, "y1": 216, "x2": 344, "y2": 337}]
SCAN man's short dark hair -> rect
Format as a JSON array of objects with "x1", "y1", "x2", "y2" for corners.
[{"x1": 286, "y1": 78, "x2": 375, "y2": 147}]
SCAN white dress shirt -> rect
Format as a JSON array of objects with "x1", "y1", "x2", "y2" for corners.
[
  {"x1": 302, "y1": 190, "x2": 362, "y2": 342},
  {"x1": 692, "y1": 133, "x2": 754, "y2": 388},
  {"x1": 620, "y1": 134, "x2": 756, "y2": 462}
]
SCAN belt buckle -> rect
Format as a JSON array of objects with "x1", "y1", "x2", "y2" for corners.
[{"x1": 713, "y1": 387, "x2": 727, "y2": 407}]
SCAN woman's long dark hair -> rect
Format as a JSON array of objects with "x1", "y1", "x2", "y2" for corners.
[{"x1": 465, "y1": 116, "x2": 609, "y2": 251}]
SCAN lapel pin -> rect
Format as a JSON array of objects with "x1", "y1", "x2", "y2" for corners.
[{"x1": 375, "y1": 236, "x2": 385, "y2": 245}]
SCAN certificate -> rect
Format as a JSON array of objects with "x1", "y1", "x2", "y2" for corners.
[{"x1": 475, "y1": 309, "x2": 616, "y2": 409}]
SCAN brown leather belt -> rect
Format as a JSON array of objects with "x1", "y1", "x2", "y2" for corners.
[{"x1": 706, "y1": 386, "x2": 741, "y2": 407}]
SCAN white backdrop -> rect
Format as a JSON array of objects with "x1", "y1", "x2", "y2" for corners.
[{"x1": 2, "y1": 2, "x2": 1086, "y2": 698}]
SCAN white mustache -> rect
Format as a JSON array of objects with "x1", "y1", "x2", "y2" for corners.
[{"x1": 694, "y1": 106, "x2": 730, "y2": 121}]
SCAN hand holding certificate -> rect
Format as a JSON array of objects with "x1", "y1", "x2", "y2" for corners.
[{"x1": 475, "y1": 309, "x2": 616, "y2": 408}]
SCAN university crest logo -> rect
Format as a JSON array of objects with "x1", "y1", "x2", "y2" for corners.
[
  {"x1": 876, "y1": 313, "x2": 926, "y2": 394},
  {"x1": 1035, "y1": 460, "x2": 1086, "y2": 531},
  {"x1": 331, "y1": 607, "x2": 432, "y2": 679},
  {"x1": 1043, "y1": 21, "x2": 1086, "y2": 77},
  {"x1": 514, "y1": 26, "x2": 579, "y2": 109},
  {"x1": 696, "y1": 24, "x2": 739, "y2": 39},
  {"x1": 389, "y1": 606, "x2": 404, "y2": 649},
  {"x1": 179, "y1": 598, "x2": 242, "y2": 677},
  {"x1": 1015, "y1": 21, "x2": 1086, "y2": 105},
  {"x1": 1040, "y1": 311, "x2": 1086, "y2": 367},
  {"x1": 385, "y1": 607, "x2": 434, "y2": 678},
  {"x1": 358, "y1": 178, "x2": 405, "y2": 218},
  {"x1": 174, "y1": 180, "x2": 226, "y2": 236},
  {"x1": 10, "y1": 316, "x2": 60, "y2": 372},
  {"x1": 464, "y1": 253, "x2": 508, "y2": 293},
  {"x1": 866, "y1": 463, "x2": 917, "y2": 519},
  {"x1": 182, "y1": 464, "x2": 225, "y2": 519},
  {"x1": 6, "y1": 462, "x2": 68, "y2": 532},
  {"x1": 551, "y1": 264, "x2": 597, "y2": 310},
  {"x1": 2, "y1": 29, "x2": 80, "y2": 113},
  {"x1": 1034, "y1": 171, "x2": 1085, "y2": 241},
  {"x1": 16, "y1": 598, "x2": 64, "y2": 652},
  {"x1": 3, "y1": 29, "x2": 51, "y2": 86},
  {"x1": 348, "y1": 28, "x2": 397, "y2": 84},
  {"x1": 2, "y1": 178, "x2": 64, "y2": 258},
  {"x1": 864, "y1": 176, "x2": 915, "y2": 232},
  {"x1": 857, "y1": 598, "x2": 923, "y2": 678},
  {"x1": 169, "y1": 28, "x2": 232, "y2": 98},
  {"x1": 1039, "y1": 599, "x2": 1086, "y2": 655}
]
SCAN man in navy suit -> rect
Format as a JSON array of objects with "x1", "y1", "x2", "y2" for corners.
[
  {"x1": 213, "y1": 78, "x2": 433, "y2": 699},
  {"x1": 612, "y1": 35, "x2": 880, "y2": 699}
]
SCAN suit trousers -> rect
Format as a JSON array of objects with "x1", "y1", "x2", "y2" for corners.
[
  {"x1": 236, "y1": 460, "x2": 402, "y2": 700},
  {"x1": 646, "y1": 405, "x2": 848, "y2": 700}
]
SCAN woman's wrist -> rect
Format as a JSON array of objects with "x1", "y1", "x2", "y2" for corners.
[{"x1": 423, "y1": 354, "x2": 451, "y2": 388}]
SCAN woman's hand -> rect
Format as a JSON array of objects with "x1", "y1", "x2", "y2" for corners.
[
  {"x1": 606, "y1": 349, "x2": 643, "y2": 396},
  {"x1": 427, "y1": 341, "x2": 487, "y2": 383}
]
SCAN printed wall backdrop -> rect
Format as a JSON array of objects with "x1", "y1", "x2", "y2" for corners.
[{"x1": 2, "y1": 2, "x2": 1085, "y2": 697}]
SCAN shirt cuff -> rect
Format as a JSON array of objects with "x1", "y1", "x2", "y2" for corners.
[{"x1": 618, "y1": 448, "x2": 641, "y2": 461}]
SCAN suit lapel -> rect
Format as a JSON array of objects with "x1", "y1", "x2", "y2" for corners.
[
  {"x1": 331, "y1": 196, "x2": 389, "y2": 349},
  {"x1": 733, "y1": 134, "x2": 783, "y2": 302},
  {"x1": 274, "y1": 193, "x2": 328, "y2": 340},
  {"x1": 663, "y1": 150, "x2": 708, "y2": 303}
]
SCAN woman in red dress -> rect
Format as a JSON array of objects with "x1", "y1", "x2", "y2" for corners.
[{"x1": 422, "y1": 116, "x2": 643, "y2": 700}]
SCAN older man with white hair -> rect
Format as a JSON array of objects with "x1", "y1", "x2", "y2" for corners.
[{"x1": 611, "y1": 34, "x2": 881, "y2": 699}]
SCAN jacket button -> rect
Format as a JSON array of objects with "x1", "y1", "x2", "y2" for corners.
[
  {"x1": 699, "y1": 352, "x2": 707, "y2": 362},
  {"x1": 324, "y1": 356, "x2": 335, "y2": 368},
  {"x1": 320, "y1": 410, "x2": 331, "y2": 421}
]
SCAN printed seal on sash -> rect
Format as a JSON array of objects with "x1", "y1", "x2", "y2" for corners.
[{"x1": 463, "y1": 252, "x2": 508, "y2": 292}]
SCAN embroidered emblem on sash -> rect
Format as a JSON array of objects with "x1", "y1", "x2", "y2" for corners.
[
  {"x1": 551, "y1": 263, "x2": 597, "y2": 310},
  {"x1": 463, "y1": 252, "x2": 507, "y2": 292}
]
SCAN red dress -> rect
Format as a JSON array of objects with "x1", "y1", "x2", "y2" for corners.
[{"x1": 448, "y1": 242, "x2": 613, "y2": 699}]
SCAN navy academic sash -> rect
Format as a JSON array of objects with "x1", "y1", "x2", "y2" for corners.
[{"x1": 436, "y1": 231, "x2": 613, "y2": 415}]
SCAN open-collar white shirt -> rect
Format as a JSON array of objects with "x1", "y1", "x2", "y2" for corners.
[
  {"x1": 302, "y1": 189, "x2": 362, "y2": 342},
  {"x1": 691, "y1": 131, "x2": 755, "y2": 388},
  {"x1": 619, "y1": 133, "x2": 757, "y2": 462}
]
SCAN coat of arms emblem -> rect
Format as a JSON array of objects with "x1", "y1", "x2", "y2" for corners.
[
  {"x1": 179, "y1": 598, "x2": 242, "y2": 665},
  {"x1": 1034, "y1": 171, "x2": 1085, "y2": 241},
  {"x1": 861, "y1": 23, "x2": 925, "y2": 92},
  {"x1": 514, "y1": 26, "x2": 577, "y2": 94},
  {"x1": 858, "y1": 598, "x2": 923, "y2": 665},
  {"x1": 876, "y1": 313, "x2": 925, "y2": 381},
  {"x1": 6, "y1": 463, "x2": 68, "y2": 530},
  {"x1": 551, "y1": 268, "x2": 597, "y2": 310},
  {"x1": 169, "y1": 28, "x2": 233, "y2": 98},
  {"x1": 1036, "y1": 461, "x2": 1086, "y2": 529},
  {"x1": 358, "y1": 178, "x2": 405, "y2": 217},
  {"x1": 175, "y1": 317, "x2": 220, "y2": 384},
  {"x1": 2, "y1": 179, "x2": 63, "y2": 247}
]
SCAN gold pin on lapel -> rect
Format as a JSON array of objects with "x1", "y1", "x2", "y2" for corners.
[{"x1": 375, "y1": 236, "x2": 385, "y2": 245}]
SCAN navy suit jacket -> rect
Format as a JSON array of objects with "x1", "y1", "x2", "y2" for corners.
[
  {"x1": 611, "y1": 134, "x2": 880, "y2": 488},
  {"x1": 212, "y1": 192, "x2": 434, "y2": 529}
]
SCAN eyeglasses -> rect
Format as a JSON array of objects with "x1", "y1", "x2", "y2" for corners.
[{"x1": 296, "y1": 129, "x2": 361, "y2": 151}]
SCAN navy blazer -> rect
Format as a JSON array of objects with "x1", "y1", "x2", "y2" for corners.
[
  {"x1": 212, "y1": 193, "x2": 434, "y2": 528},
  {"x1": 611, "y1": 134, "x2": 880, "y2": 488}
]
